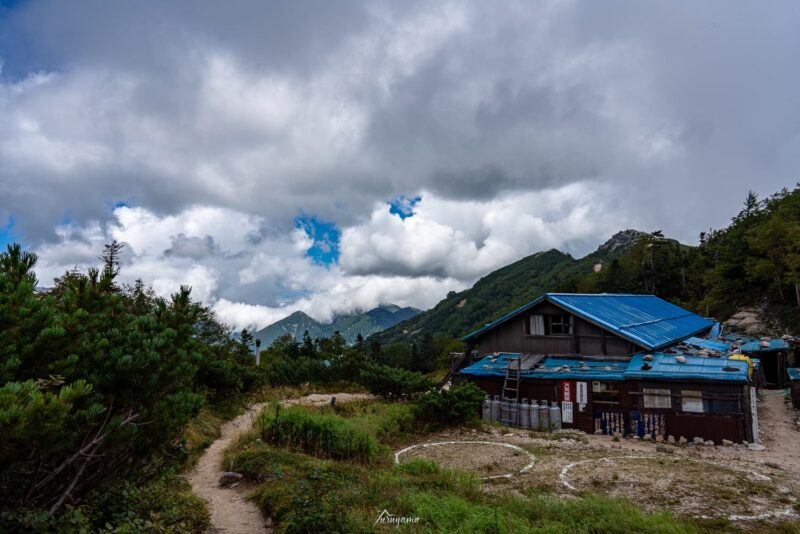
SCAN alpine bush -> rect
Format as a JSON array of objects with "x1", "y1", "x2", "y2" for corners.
[
  {"x1": 357, "y1": 363, "x2": 435, "y2": 399},
  {"x1": 412, "y1": 383, "x2": 486, "y2": 428}
]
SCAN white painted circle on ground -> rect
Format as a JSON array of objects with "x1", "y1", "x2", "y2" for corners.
[
  {"x1": 559, "y1": 455, "x2": 792, "y2": 522},
  {"x1": 394, "y1": 440, "x2": 536, "y2": 480}
]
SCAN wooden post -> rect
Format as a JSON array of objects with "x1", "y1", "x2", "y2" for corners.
[{"x1": 255, "y1": 338, "x2": 261, "y2": 367}]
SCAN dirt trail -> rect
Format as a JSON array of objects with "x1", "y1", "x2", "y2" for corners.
[
  {"x1": 748, "y1": 390, "x2": 800, "y2": 474},
  {"x1": 188, "y1": 393, "x2": 374, "y2": 534}
]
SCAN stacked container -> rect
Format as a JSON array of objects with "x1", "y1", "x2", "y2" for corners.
[
  {"x1": 550, "y1": 401, "x2": 562, "y2": 430},
  {"x1": 482, "y1": 395, "x2": 492, "y2": 421},
  {"x1": 491, "y1": 395, "x2": 501, "y2": 422},
  {"x1": 519, "y1": 399, "x2": 530, "y2": 428},
  {"x1": 538, "y1": 401, "x2": 550, "y2": 430},
  {"x1": 530, "y1": 400, "x2": 540, "y2": 430}
]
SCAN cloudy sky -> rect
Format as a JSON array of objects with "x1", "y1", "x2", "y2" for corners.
[{"x1": 1, "y1": 1, "x2": 798, "y2": 330}]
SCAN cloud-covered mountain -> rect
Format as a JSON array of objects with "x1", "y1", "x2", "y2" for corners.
[{"x1": 253, "y1": 304, "x2": 421, "y2": 346}]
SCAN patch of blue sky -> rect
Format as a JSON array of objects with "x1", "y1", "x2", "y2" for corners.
[
  {"x1": 388, "y1": 195, "x2": 421, "y2": 220},
  {"x1": 105, "y1": 199, "x2": 133, "y2": 213},
  {"x1": 0, "y1": 215, "x2": 18, "y2": 248},
  {"x1": 295, "y1": 215, "x2": 340, "y2": 266}
]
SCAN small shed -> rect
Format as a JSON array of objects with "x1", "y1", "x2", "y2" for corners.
[
  {"x1": 741, "y1": 338, "x2": 794, "y2": 388},
  {"x1": 787, "y1": 368, "x2": 800, "y2": 409}
]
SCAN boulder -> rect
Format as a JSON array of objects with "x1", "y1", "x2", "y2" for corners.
[
  {"x1": 219, "y1": 471, "x2": 244, "y2": 487},
  {"x1": 667, "y1": 435, "x2": 676, "y2": 444},
  {"x1": 705, "y1": 440, "x2": 715, "y2": 447},
  {"x1": 679, "y1": 436, "x2": 688, "y2": 445},
  {"x1": 693, "y1": 437, "x2": 704, "y2": 445},
  {"x1": 722, "y1": 439, "x2": 734, "y2": 447}
]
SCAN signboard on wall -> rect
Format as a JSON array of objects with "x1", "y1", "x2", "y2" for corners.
[
  {"x1": 562, "y1": 401, "x2": 573, "y2": 423},
  {"x1": 576, "y1": 381, "x2": 588, "y2": 409},
  {"x1": 561, "y1": 381, "x2": 574, "y2": 402}
]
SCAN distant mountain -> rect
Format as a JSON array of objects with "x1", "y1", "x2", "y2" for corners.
[
  {"x1": 370, "y1": 229, "x2": 655, "y2": 344},
  {"x1": 253, "y1": 305, "x2": 421, "y2": 346}
]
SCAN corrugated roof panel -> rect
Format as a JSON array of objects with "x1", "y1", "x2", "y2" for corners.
[
  {"x1": 548, "y1": 294, "x2": 713, "y2": 350},
  {"x1": 625, "y1": 353, "x2": 749, "y2": 383}
]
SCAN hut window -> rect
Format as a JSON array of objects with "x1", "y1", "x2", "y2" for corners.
[
  {"x1": 547, "y1": 314, "x2": 573, "y2": 335},
  {"x1": 681, "y1": 390, "x2": 704, "y2": 413},
  {"x1": 642, "y1": 388, "x2": 672, "y2": 409},
  {"x1": 529, "y1": 314, "x2": 545, "y2": 335}
]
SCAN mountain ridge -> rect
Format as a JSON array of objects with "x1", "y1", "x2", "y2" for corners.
[
  {"x1": 254, "y1": 304, "x2": 421, "y2": 346},
  {"x1": 370, "y1": 229, "x2": 665, "y2": 344}
]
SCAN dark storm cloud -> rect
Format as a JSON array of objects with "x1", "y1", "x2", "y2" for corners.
[
  {"x1": 164, "y1": 233, "x2": 216, "y2": 260},
  {"x1": 2, "y1": 0, "x2": 798, "y2": 246},
  {"x1": 1, "y1": 0, "x2": 799, "y2": 326}
]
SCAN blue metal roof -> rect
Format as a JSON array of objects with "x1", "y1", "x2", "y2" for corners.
[
  {"x1": 625, "y1": 353, "x2": 749, "y2": 383},
  {"x1": 462, "y1": 293, "x2": 713, "y2": 351},
  {"x1": 740, "y1": 339, "x2": 791, "y2": 352},
  {"x1": 787, "y1": 368, "x2": 800, "y2": 381}
]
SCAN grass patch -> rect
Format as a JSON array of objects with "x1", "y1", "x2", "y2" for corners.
[
  {"x1": 239, "y1": 443, "x2": 698, "y2": 533},
  {"x1": 257, "y1": 405, "x2": 383, "y2": 463},
  {"x1": 225, "y1": 398, "x2": 702, "y2": 533}
]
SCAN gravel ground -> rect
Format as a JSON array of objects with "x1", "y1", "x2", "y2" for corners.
[{"x1": 393, "y1": 391, "x2": 800, "y2": 522}]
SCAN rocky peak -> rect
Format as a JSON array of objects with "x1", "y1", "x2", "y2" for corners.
[{"x1": 596, "y1": 229, "x2": 648, "y2": 255}]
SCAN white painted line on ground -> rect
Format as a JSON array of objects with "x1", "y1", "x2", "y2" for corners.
[
  {"x1": 394, "y1": 440, "x2": 536, "y2": 480},
  {"x1": 558, "y1": 454, "x2": 791, "y2": 522}
]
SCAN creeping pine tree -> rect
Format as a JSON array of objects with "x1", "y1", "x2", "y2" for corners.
[{"x1": 0, "y1": 242, "x2": 206, "y2": 515}]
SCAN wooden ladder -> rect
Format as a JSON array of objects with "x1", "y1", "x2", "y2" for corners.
[{"x1": 500, "y1": 356, "x2": 522, "y2": 425}]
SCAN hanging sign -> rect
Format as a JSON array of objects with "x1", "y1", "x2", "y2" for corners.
[{"x1": 561, "y1": 380, "x2": 574, "y2": 402}]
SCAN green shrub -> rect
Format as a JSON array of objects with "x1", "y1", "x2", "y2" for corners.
[
  {"x1": 412, "y1": 383, "x2": 485, "y2": 428},
  {"x1": 358, "y1": 363, "x2": 435, "y2": 399},
  {"x1": 0, "y1": 474, "x2": 209, "y2": 534},
  {"x1": 258, "y1": 406, "x2": 381, "y2": 463},
  {"x1": 264, "y1": 356, "x2": 329, "y2": 386}
]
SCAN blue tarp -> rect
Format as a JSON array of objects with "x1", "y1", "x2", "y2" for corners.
[
  {"x1": 741, "y1": 339, "x2": 791, "y2": 352},
  {"x1": 460, "y1": 353, "x2": 626, "y2": 380},
  {"x1": 462, "y1": 293, "x2": 713, "y2": 351},
  {"x1": 680, "y1": 336, "x2": 733, "y2": 352},
  {"x1": 787, "y1": 368, "x2": 800, "y2": 381},
  {"x1": 460, "y1": 352, "x2": 748, "y2": 383},
  {"x1": 625, "y1": 353, "x2": 749, "y2": 383}
]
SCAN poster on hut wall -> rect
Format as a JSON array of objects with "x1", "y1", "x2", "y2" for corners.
[
  {"x1": 576, "y1": 381, "x2": 588, "y2": 410},
  {"x1": 562, "y1": 401, "x2": 573, "y2": 423}
]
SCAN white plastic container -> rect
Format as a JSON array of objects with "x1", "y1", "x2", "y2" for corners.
[
  {"x1": 509, "y1": 399, "x2": 519, "y2": 426},
  {"x1": 550, "y1": 401, "x2": 562, "y2": 430},
  {"x1": 538, "y1": 401, "x2": 550, "y2": 430},
  {"x1": 491, "y1": 395, "x2": 501, "y2": 422},
  {"x1": 520, "y1": 399, "x2": 530, "y2": 428},
  {"x1": 530, "y1": 400, "x2": 539, "y2": 430},
  {"x1": 482, "y1": 395, "x2": 492, "y2": 421}
]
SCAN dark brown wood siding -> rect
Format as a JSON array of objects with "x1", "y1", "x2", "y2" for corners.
[
  {"x1": 463, "y1": 374, "x2": 749, "y2": 443},
  {"x1": 473, "y1": 301, "x2": 637, "y2": 356}
]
